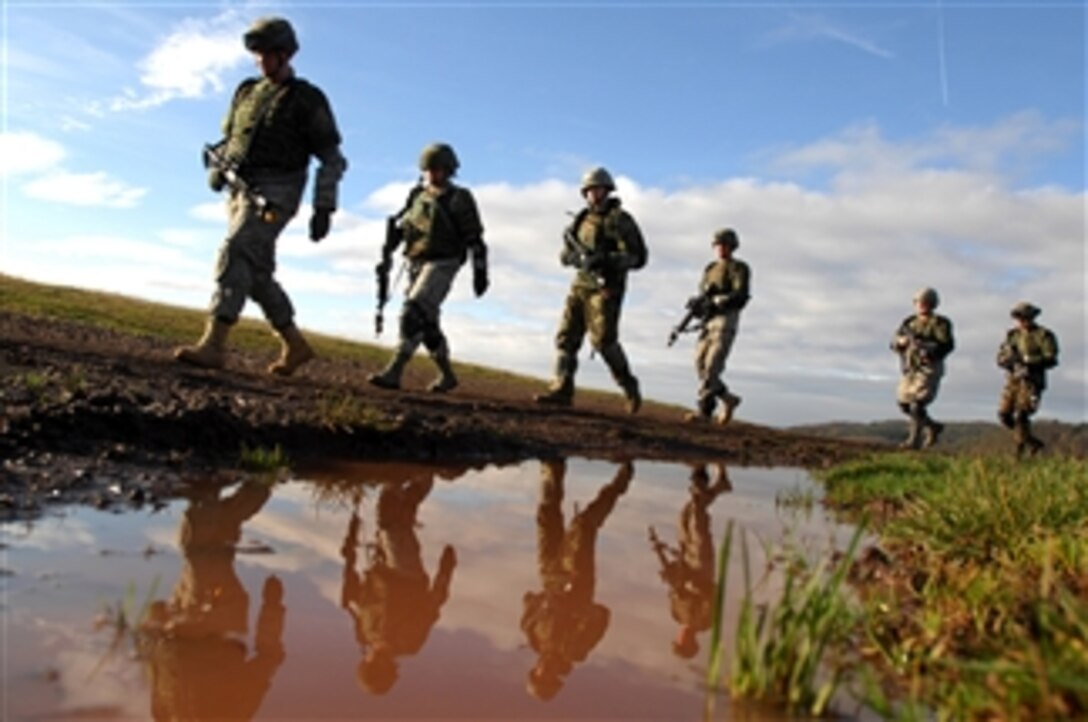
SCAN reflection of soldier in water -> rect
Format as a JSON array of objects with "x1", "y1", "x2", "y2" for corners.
[
  {"x1": 340, "y1": 476, "x2": 455, "y2": 695},
  {"x1": 141, "y1": 479, "x2": 284, "y2": 722},
  {"x1": 649, "y1": 464, "x2": 731, "y2": 659},
  {"x1": 521, "y1": 459, "x2": 633, "y2": 700}
]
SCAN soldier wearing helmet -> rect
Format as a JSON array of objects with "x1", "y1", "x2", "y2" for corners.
[
  {"x1": 681, "y1": 228, "x2": 751, "y2": 424},
  {"x1": 368, "y1": 142, "x2": 488, "y2": 392},
  {"x1": 890, "y1": 287, "x2": 955, "y2": 449},
  {"x1": 995, "y1": 302, "x2": 1059, "y2": 457},
  {"x1": 176, "y1": 16, "x2": 347, "y2": 377},
  {"x1": 534, "y1": 167, "x2": 648, "y2": 413}
]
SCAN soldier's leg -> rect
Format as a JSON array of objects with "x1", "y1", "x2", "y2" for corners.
[
  {"x1": 896, "y1": 375, "x2": 921, "y2": 449},
  {"x1": 412, "y1": 261, "x2": 461, "y2": 392},
  {"x1": 536, "y1": 292, "x2": 585, "y2": 405},
  {"x1": 688, "y1": 332, "x2": 718, "y2": 421},
  {"x1": 707, "y1": 316, "x2": 741, "y2": 426},
  {"x1": 249, "y1": 273, "x2": 316, "y2": 376},
  {"x1": 537, "y1": 460, "x2": 566, "y2": 579},
  {"x1": 175, "y1": 240, "x2": 251, "y2": 368},
  {"x1": 591, "y1": 293, "x2": 640, "y2": 414}
]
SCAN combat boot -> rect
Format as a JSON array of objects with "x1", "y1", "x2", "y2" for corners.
[
  {"x1": 717, "y1": 393, "x2": 742, "y2": 426},
  {"x1": 427, "y1": 353, "x2": 459, "y2": 393},
  {"x1": 534, "y1": 380, "x2": 574, "y2": 407},
  {"x1": 900, "y1": 419, "x2": 921, "y2": 450},
  {"x1": 175, "y1": 318, "x2": 231, "y2": 369},
  {"x1": 684, "y1": 397, "x2": 715, "y2": 423},
  {"x1": 268, "y1": 324, "x2": 315, "y2": 376},
  {"x1": 368, "y1": 352, "x2": 411, "y2": 390},
  {"x1": 921, "y1": 420, "x2": 944, "y2": 449}
]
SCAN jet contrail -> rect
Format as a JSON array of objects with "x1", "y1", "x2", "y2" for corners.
[{"x1": 938, "y1": 0, "x2": 950, "y2": 106}]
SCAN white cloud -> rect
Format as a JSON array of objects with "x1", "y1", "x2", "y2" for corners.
[
  {"x1": 106, "y1": 8, "x2": 249, "y2": 111},
  {"x1": 0, "y1": 131, "x2": 66, "y2": 177},
  {"x1": 7, "y1": 115, "x2": 1084, "y2": 425},
  {"x1": 23, "y1": 171, "x2": 147, "y2": 208}
]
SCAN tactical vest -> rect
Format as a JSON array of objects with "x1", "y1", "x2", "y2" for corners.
[
  {"x1": 898, "y1": 314, "x2": 954, "y2": 371},
  {"x1": 401, "y1": 185, "x2": 477, "y2": 262},
  {"x1": 223, "y1": 77, "x2": 339, "y2": 173},
  {"x1": 700, "y1": 258, "x2": 750, "y2": 311}
]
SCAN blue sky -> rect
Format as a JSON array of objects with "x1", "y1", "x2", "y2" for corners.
[{"x1": 2, "y1": 1, "x2": 1085, "y2": 426}]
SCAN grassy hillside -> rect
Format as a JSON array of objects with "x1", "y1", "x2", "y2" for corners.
[
  {"x1": 791, "y1": 418, "x2": 1087, "y2": 457},
  {"x1": 0, "y1": 273, "x2": 667, "y2": 410}
]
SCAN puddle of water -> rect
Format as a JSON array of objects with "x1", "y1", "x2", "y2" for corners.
[{"x1": 1, "y1": 459, "x2": 860, "y2": 721}]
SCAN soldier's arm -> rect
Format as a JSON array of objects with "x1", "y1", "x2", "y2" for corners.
[
  {"x1": 302, "y1": 86, "x2": 347, "y2": 211},
  {"x1": 1039, "y1": 330, "x2": 1059, "y2": 368},
  {"x1": 934, "y1": 317, "x2": 955, "y2": 359},
  {"x1": 608, "y1": 213, "x2": 647, "y2": 270}
]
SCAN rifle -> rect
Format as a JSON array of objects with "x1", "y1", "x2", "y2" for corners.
[
  {"x1": 562, "y1": 225, "x2": 607, "y2": 286},
  {"x1": 996, "y1": 340, "x2": 1031, "y2": 379},
  {"x1": 648, "y1": 526, "x2": 683, "y2": 587},
  {"x1": 892, "y1": 326, "x2": 940, "y2": 373},
  {"x1": 667, "y1": 292, "x2": 710, "y2": 347},
  {"x1": 375, "y1": 217, "x2": 401, "y2": 338},
  {"x1": 202, "y1": 142, "x2": 277, "y2": 223}
]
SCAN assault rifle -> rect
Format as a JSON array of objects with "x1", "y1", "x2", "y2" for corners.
[
  {"x1": 202, "y1": 142, "x2": 277, "y2": 223},
  {"x1": 562, "y1": 226, "x2": 607, "y2": 286},
  {"x1": 892, "y1": 327, "x2": 940, "y2": 373},
  {"x1": 374, "y1": 217, "x2": 401, "y2": 338},
  {"x1": 648, "y1": 526, "x2": 683, "y2": 588},
  {"x1": 667, "y1": 292, "x2": 711, "y2": 347},
  {"x1": 996, "y1": 340, "x2": 1030, "y2": 379}
]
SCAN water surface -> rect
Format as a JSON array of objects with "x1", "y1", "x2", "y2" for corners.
[{"x1": 2, "y1": 458, "x2": 858, "y2": 721}]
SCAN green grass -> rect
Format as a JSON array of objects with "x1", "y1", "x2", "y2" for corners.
[
  {"x1": 0, "y1": 272, "x2": 681, "y2": 412},
  {"x1": 816, "y1": 453, "x2": 1088, "y2": 720},
  {"x1": 238, "y1": 443, "x2": 290, "y2": 472},
  {"x1": 705, "y1": 521, "x2": 864, "y2": 717}
]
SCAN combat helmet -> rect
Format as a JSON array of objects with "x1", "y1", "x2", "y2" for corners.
[
  {"x1": 419, "y1": 143, "x2": 460, "y2": 174},
  {"x1": 244, "y1": 17, "x2": 299, "y2": 55},
  {"x1": 712, "y1": 228, "x2": 739, "y2": 250},
  {"x1": 580, "y1": 167, "x2": 615, "y2": 193},
  {"x1": 913, "y1": 287, "x2": 940, "y2": 310},
  {"x1": 1010, "y1": 301, "x2": 1041, "y2": 320}
]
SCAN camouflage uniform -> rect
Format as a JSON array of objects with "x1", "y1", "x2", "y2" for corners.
[
  {"x1": 369, "y1": 143, "x2": 487, "y2": 392},
  {"x1": 536, "y1": 168, "x2": 647, "y2": 413},
  {"x1": 690, "y1": 229, "x2": 750, "y2": 423},
  {"x1": 176, "y1": 17, "x2": 347, "y2": 376},
  {"x1": 521, "y1": 459, "x2": 631, "y2": 700},
  {"x1": 891, "y1": 288, "x2": 955, "y2": 449},
  {"x1": 996, "y1": 302, "x2": 1059, "y2": 456}
]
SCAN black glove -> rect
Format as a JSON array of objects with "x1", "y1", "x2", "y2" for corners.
[
  {"x1": 309, "y1": 207, "x2": 332, "y2": 242},
  {"x1": 208, "y1": 168, "x2": 226, "y2": 193},
  {"x1": 472, "y1": 246, "x2": 489, "y2": 297}
]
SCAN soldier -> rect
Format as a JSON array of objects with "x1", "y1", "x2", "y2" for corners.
[
  {"x1": 139, "y1": 480, "x2": 285, "y2": 721},
  {"x1": 684, "y1": 228, "x2": 751, "y2": 424},
  {"x1": 996, "y1": 302, "x2": 1060, "y2": 457},
  {"x1": 175, "y1": 16, "x2": 347, "y2": 376},
  {"x1": 521, "y1": 459, "x2": 632, "y2": 700},
  {"x1": 890, "y1": 287, "x2": 955, "y2": 449},
  {"x1": 340, "y1": 477, "x2": 456, "y2": 695},
  {"x1": 368, "y1": 142, "x2": 488, "y2": 392},
  {"x1": 649, "y1": 464, "x2": 732, "y2": 659},
  {"x1": 534, "y1": 167, "x2": 647, "y2": 414}
]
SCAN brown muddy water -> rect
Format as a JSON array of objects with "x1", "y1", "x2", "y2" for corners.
[{"x1": 2, "y1": 459, "x2": 862, "y2": 721}]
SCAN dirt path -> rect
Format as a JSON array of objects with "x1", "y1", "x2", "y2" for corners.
[{"x1": 0, "y1": 311, "x2": 874, "y2": 520}]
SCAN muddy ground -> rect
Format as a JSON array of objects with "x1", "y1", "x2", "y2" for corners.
[{"x1": 0, "y1": 311, "x2": 876, "y2": 521}]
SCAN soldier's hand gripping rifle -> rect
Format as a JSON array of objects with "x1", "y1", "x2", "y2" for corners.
[
  {"x1": 202, "y1": 142, "x2": 277, "y2": 223},
  {"x1": 892, "y1": 327, "x2": 940, "y2": 373},
  {"x1": 667, "y1": 292, "x2": 711, "y2": 347},
  {"x1": 562, "y1": 226, "x2": 607, "y2": 286},
  {"x1": 996, "y1": 340, "x2": 1030, "y2": 379}
]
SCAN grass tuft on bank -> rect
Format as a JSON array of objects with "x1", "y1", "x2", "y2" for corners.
[{"x1": 818, "y1": 453, "x2": 1088, "y2": 720}]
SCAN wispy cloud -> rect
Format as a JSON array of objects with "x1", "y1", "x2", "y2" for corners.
[
  {"x1": 23, "y1": 171, "x2": 147, "y2": 208},
  {"x1": 767, "y1": 12, "x2": 895, "y2": 59},
  {"x1": 0, "y1": 132, "x2": 66, "y2": 177},
  {"x1": 1, "y1": 130, "x2": 147, "y2": 208},
  {"x1": 103, "y1": 8, "x2": 250, "y2": 112}
]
